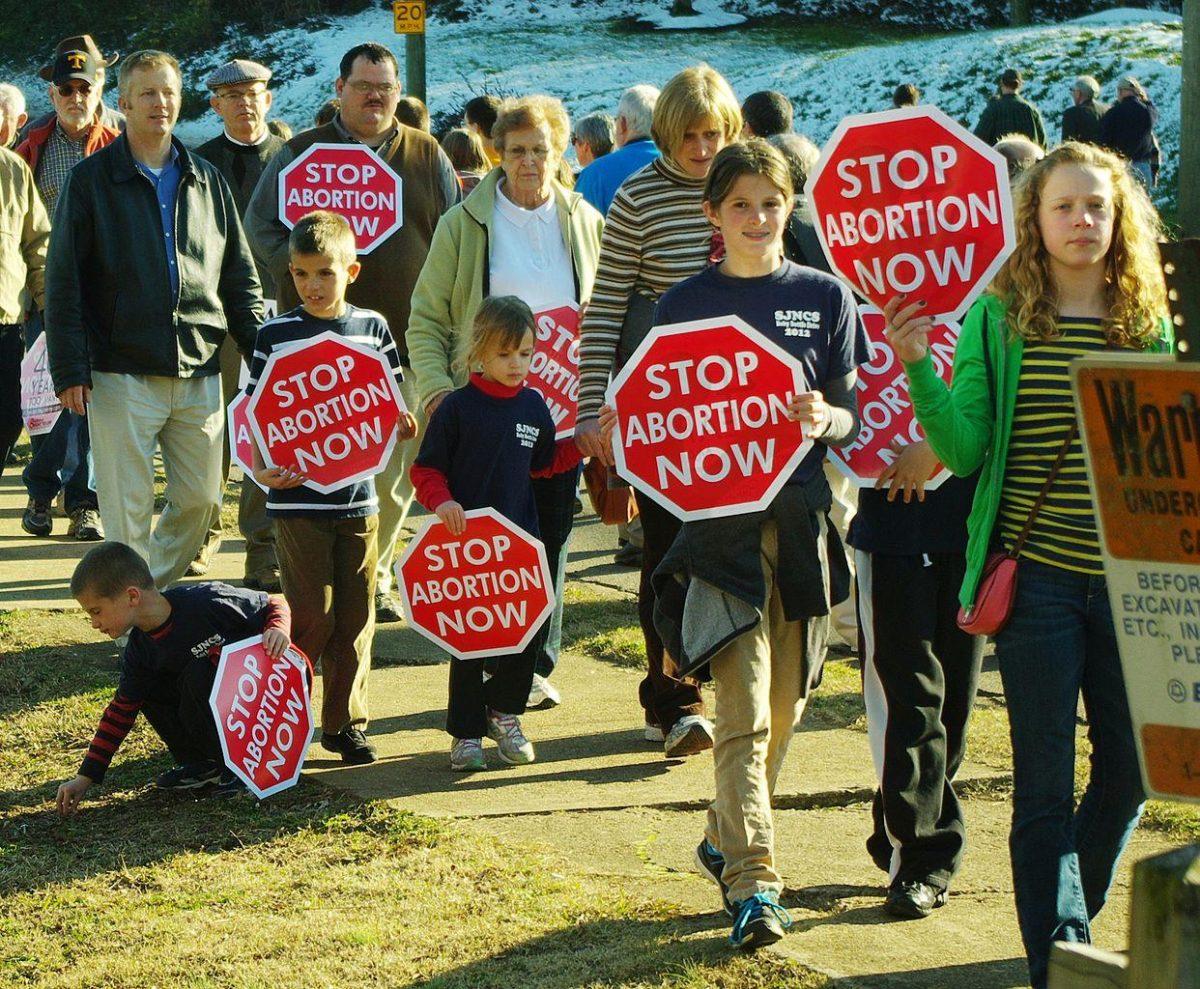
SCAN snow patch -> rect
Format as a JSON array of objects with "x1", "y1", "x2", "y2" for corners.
[
  {"x1": 638, "y1": 1, "x2": 748, "y2": 30},
  {"x1": 1069, "y1": 7, "x2": 1182, "y2": 25}
]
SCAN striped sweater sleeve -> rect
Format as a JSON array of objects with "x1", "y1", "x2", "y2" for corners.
[{"x1": 79, "y1": 692, "x2": 144, "y2": 784}]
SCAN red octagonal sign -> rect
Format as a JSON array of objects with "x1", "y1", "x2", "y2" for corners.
[
  {"x1": 807, "y1": 106, "x2": 1015, "y2": 322},
  {"x1": 227, "y1": 389, "x2": 269, "y2": 493},
  {"x1": 397, "y1": 508, "x2": 554, "y2": 660},
  {"x1": 210, "y1": 635, "x2": 313, "y2": 800},
  {"x1": 609, "y1": 317, "x2": 811, "y2": 522},
  {"x1": 529, "y1": 302, "x2": 581, "y2": 440},
  {"x1": 247, "y1": 331, "x2": 408, "y2": 494},
  {"x1": 278, "y1": 143, "x2": 403, "y2": 254}
]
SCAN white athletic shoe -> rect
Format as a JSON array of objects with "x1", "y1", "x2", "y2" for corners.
[
  {"x1": 527, "y1": 673, "x2": 561, "y2": 709},
  {"x1": 644, "y1": 721, "x2": 666, "y2": 743},
  {"x1": 486, "y1": 709, "x2": 536, "y2": 765},
  {"x1": 664, "y1": 715, "x2": 715, "y2": 758}
]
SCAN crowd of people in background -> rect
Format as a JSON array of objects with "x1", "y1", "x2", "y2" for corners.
[{"x1": 0, "y1": 30, "x2": 1172, "y2": 987}]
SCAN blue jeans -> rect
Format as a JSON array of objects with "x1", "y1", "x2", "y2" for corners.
[
  {"x1": 994, "y1": 558, "x2": 1145, "y2": 989},
  {"x1": 21, "y1": 317, "x2": 96, "y2": 511}
]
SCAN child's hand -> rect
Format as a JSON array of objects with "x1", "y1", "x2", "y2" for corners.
[
  {"x1": 883, "y1": 294, "x2": 932, "y2": 364},
  {"x1": 597, "y1": 404, "x2": 618, "y2": 464},
  {"x1": 56, "y1": 775, "x2": 92, "y2": 817},
  {"x1": 255, "y1": 465, "x2": 308, "y2": 489},
  {"x1": 435, "y1": 500, "x2": 466, "y2": 536},
  {"x1": 397, "y1": 411, "x2": 418, "y2": 441},
  {"x1": 263, "y1": 628, "x2": 291, "y2": 659},
  {"x1": 787, "y1": 391, "x2": 831, "y2": 438},
  {"x1": 875, "y1": 438, "x2": 939, "y2": 503}
]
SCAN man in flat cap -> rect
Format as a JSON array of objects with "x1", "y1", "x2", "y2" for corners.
[
  {"x1": 1061, "y1": 75, "x2": 1107, "y2": 145},
  {"x1": 13, "y1": 35, "x2": 124, "y2": 543},
  {"x1": 973, "y1": 67, "x2": 1046, "y2": 149},
  {"x1": 190, "y1": 58, "x2": 287, "y2": 591}
]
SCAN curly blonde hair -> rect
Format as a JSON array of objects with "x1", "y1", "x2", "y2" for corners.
[{"x1": 990, "y1": 142, "x2": 1167, "y2": 349}]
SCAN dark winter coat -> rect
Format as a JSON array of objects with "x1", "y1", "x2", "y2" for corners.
[
  {"x1": 973, "y1": 92, "x2": 1047, "y2": 149},
  {"x1": 1060, "y1": 99, "x2": 1107, "y2": 145},
  {"x1": 1100, "y1": 95, "x2": 1158, "y2": 163}
]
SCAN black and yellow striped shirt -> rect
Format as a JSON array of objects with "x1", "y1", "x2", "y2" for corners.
[{"x1": 998, "y1": 318, "x2": 1107, "y2": 574}]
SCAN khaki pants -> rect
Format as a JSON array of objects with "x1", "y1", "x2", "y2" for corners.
[
  {"x1": 374, "y1": 373, "x2": 422, "y2": 595},
  {"x1": 704, "y1": 521, "x2": 811, "y2": 904},
  {"x1": 823, "y1": 461, "x2": 858, "y2": 651},
  {"x1": 89, "y1": 372, "x2": 224, "y2": 588},
  {"x1": 276, "y1": 513, "x2": 378, "y2": 733}
]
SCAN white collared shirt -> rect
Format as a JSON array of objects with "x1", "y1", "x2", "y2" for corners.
[
  {"x1": 488, "y1": 179, "x2": 575, "y2": 312},
  {"x1": 223, "y1": 128, "x2": 270, "y2": 147}
]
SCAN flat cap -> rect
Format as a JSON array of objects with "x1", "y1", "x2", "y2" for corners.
[{"x1": 206, "y1": 59, "x2": 272, "y2": 92}]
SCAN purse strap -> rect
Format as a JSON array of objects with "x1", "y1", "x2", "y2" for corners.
[{"x1": 1007, "y1": 422, "x2": 1079, "y2": 558}]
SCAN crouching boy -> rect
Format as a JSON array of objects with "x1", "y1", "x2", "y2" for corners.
[{"x1": 56, "y1": 542, "x2": 293, "y2": 815}]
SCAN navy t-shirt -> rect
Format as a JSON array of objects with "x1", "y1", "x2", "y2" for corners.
[
  {"x1": 414, "y1": 380, "x2": 556, "y2": 536},
  {"x1": 117, "y1": 583, "x2": 270, "y2": 703},
  {"x1": 653, "y1": 261, "x2": 869, "y2": 484}
]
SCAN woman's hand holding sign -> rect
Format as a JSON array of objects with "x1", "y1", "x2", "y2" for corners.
[
  {"x1": 875, "y1": 437, "x2": 940, "y2": 503},
  {"x1": 883, "y1": 294, "x2": 933, "y2": 364},
  {"x1": 787, "y1": 391, "x2": 832, "y2": 438}
]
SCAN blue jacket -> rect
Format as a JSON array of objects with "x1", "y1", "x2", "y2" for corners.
[{"x1": 575, "y1": 138, "x2": 660, "y2": 216}]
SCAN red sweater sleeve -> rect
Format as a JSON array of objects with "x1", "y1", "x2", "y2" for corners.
[
  {"x1": 79, "y1": 692, "x2": 144, "y2": 784},
  {"x1": 411, "y1": 464, "x2": 454, "y2": 512},
  {"x1": 263, "y1": 594, "x2": 291, "y2": 638},
  {"x1": 532, "y1": 438, "x2": 583, "y2": 479}
]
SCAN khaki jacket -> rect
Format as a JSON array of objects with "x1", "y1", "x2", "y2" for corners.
[{"x1": 0, "y1": 147, "x2": 49, "y2": 323}]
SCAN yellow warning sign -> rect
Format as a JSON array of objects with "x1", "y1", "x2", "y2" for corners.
[{"x1": 393, "y1": 0, "x2": 426, "y2": 34}]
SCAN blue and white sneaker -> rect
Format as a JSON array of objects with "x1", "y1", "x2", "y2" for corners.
[
  {"x1": 729, "y1": 891, "x2": 792, "y2": 950},
  {"x1": 693, "y1": 839, "x2": 734, "y2": 916}
]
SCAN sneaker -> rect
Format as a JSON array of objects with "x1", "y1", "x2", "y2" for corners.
[
  {"x1": 486, "y1": 709, "x2": 535, "y2": 765},
  {"x1": 374, "y1": 591, "x2": 405, "y2": 624},
  {"x1": 320, "y1": 726, "x2": 377, "y2": 765},
  {"x1": 21, "y1": 499, "x2": 52, "y2": 537},
  {"x1": 884, "y1": 880, "x2": 947, "y2": 920},
  {"x1": 210, "y1": 769, "x2": 249, "y2": 798},
  {"x1": 67, "y1": 507, "x2": 104, "y2": 541},
  {"x1": 188, "y1": 531, "x2": 220, "y2": 575},
  {"x1": 664, "y1": 715, "x2": 714, "y2": 758},
  {"x1": 450, "y1": 737, "x2": 486, "y2": 772},
  {"x1": 156, "y1": 760, "x2": 221, "y2": 790},
  {"x1": 527, "y1": 673, "x2": 561, "y2": 709},
  {"x1": 694, "y1": 839, "x2": 734, "y2": 916},
  {"x1": 644, "y1": 721, "x2": 665, "y2": 743},
  {"x1": 730, "y1": 891, "x2": 792, "y2": 950},
  {"x1": 244, "y1": 567, "x2": 282, "y2": 593},
  {"x1": 613, "y1": 542, "x2": 643, "y2": 568}
]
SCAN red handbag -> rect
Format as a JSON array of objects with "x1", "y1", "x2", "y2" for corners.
[{"x1": 957, "y1": 423, "x2": 1078, "y2": 636}]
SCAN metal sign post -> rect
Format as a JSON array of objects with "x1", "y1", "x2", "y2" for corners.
[{"x1": 392, "y1": 0, "x2": 426, "y2": 104}]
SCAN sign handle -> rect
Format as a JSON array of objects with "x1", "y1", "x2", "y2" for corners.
[{"x1": 406, "y1": 32, "x2": 426, "y2": 104}]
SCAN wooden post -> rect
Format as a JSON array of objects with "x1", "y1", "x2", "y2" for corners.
[
  {"x1": 405, "y1": 32, "x2": 426, "y2": 105},
  {"x1": 1182, "y1": 0, "x2": 1200, "y2": 236},
  {"x1": 1010, "y1": 0, "x2": 1031, "y2": 26},
  {"x1": 1127, "y1": 844, "x2": 1200, "y2": 988},
  {"x1": 1048, "y1": 943, "x2": 1128, "y2": 988}
]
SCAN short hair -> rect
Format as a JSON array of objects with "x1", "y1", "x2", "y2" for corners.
[
  {"x1": 767, "y1": 132, "x2": 820, "y2": 191},
  {"x1": 315, "y1": 97, "x2": 341, "y2": 127},
  {"x1": 339, "y1": 43, "x2": 397, "y2": 82},
  {"x1": 267, "y1": 119, "x2": 292, "y2": 140},
  {"x1": 466, "y1": 295, "x2": 535, "y2": 371},
  {"x1": 288, "y1": 210, "x2": 357, "y2": 266},
  {"x1": 892, "y1": 83, "x2": 919, "y2": 107},
  {"x1": 1000, "y1": 67, "x2": 1023, "y2": 90},
  {"x1": 651, "y1": 64, "x2": 742, "y2": 159},
  {"x1": 994, "y1": 132, "x2": 1044, "y2": 179},
  {"x1": 118, "y1": 50, "x2": 181, "y2": 101},
  {"x1": 463, "y1": 94, "x2": 500, "y2": 137},
  {"x1": 741, "y1": 90, "x2": 792, "y2": 138},
  {"x1": 573, "y1": 112, "x2": 614, "y2": 159},
  {"x1": 617, "y1": 84, "x2": 659, "y2": 140},
  {"x1": 71, "y1": 542, "x2": 154, "y2": 598},
  {"x1": 704, "y1": 139, "x2": 793, "y2": 211},
  {"x1": 0, "y1": 83, "x2": 25, "y2": 117},
  {"x1": 441, "y1": 126, "x2": 489, "y2": 174},
  {"x1": 492, "y1": 94, "x2": 570, "y2": 157},
  {"x1": 1072, "y1": 75, "x2": 1101, "y2": 99},
  {"x1": 396, "y1": 95, "x2": 430, "y2": 132}
]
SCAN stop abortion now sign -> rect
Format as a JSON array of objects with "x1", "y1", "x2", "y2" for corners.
[
  {"x1": 827, "y1": 307, "x2": 960, "y2": 489},
  {"x1": 529, "y1": 303, "x2": 581, "y2": 440},
  {"x1": 278, "y1": 144, "x2": 403, "y2": 254},
  {"x1": 397, "y1": 508, "x2": 554, "y2": 660},
  {"x1": 609, "y1": 317, "x2": 810, "y2": 521},
  {"x1": 247, "y1": 331, "x2": 408, "y2": 493},
  {"x1": 807, "y1": 105, "x2": 1015, "y2": 321}
]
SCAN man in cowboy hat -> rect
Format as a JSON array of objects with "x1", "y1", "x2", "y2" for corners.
[{"x1": 13, "y1": 35, "x2": 123, "y2": 544}]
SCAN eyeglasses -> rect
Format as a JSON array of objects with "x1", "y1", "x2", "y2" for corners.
[
  {"x1": 347, "y1": 81, "x2": 399, "y2": 97},
  {"x1": 55, "y1": 82, "x2": 92, "y2": 98},
  {"x1": 504, "y1": 145, "x2": 551, "y2": 161},
  {"x1": 217, "y1": 86, "x2": 267, "y2": 102}
]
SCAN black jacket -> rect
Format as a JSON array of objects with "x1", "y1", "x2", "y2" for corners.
[
  {"x1": 45, "y1": 134, "x2": 263, "y2": 392},
  {"x1": 1100, "y1": 96, "x2": 1158, "y2": 163},
  {"x1": 1061, "y1": 99, "x2": 1107, "y2": 145}
]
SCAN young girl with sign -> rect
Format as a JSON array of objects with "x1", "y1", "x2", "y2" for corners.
[
  {"x1": 410, "y1": 296, "x2": 581, "y2": 772},
  {"x1": 604, "y1": 139, "x2": 868, "y2": 949},
  {"x1": 884, "y1": 142, "x2": 1170, "y2": 989}
]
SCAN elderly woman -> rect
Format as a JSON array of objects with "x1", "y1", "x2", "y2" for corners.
[
  {"x1": 408, "y1": 94, "x2": 604, "y2": 709},
  {"x1": 572, "y1": 112, "x2": 615, "y2": 168},
  {"x1": 575, "y1": 64, "x2": 742, "y2": 760}
]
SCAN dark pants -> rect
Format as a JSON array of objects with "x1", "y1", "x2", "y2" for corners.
[
  {"x1": 856, "y1": 550, "x2": 983, "y2": 890},
  {"x1": 138, "y1": 656, "x2": 223, "y2": 766},
  {"x1": 994, "y1": 558, "x2": 1145, "y2": 989},
  {"x1": 531, "y1": 466, "x2": 581, "y2": 676},
  {"x1": 448, "y1": 631, "x2": 542, "y2": 739},
  {"x1": 0, "y1": 324, "x2": 22, "y2": 473},
  {"x1": 634, "y1": 489, "x2": 705, "y2": 729}
]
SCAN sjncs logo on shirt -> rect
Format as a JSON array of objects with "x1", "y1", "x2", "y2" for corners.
[
  {"x1": 515, "y1": 422, "x2": 540, "y2": 449},
  {"x1": 775, "y1": 309, "x2": 822, "y2": 338}
]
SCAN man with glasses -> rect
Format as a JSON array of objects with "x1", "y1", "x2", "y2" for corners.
[
  {"x1": 189, "y1": 59, "x2": 287, "y2": 591},
  {"x1": 15, "y1": 35, "x2": 121, "y2": 543},
  {"x1": 246, "y1": 42, "x2": 460, "y2": 625}
]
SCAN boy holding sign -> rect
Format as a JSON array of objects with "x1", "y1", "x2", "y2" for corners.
[
  {"x1": 247, "y1": 211, "x2": 417, "y2": 766},
  {"x1": 56, "y1": 542, "x2": 293, "y2": 815}
]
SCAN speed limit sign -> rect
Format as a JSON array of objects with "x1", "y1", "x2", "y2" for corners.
[{"x1": 393, "y1": 0, "x2": 426, "y2": 33}]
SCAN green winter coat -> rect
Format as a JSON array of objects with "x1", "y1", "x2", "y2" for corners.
[
  {"x1": 405, "y1": 167, "x2": 605, "y2": 412},
  {"x1": 906, "y1": 294, "x2": 1172, "y2": 610}
]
